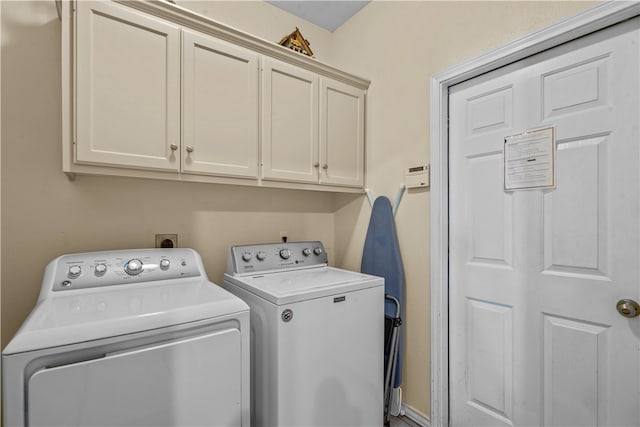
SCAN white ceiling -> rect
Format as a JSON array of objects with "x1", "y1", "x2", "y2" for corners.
[{"x1": 266, "y1": 1, "x2": 370, "y2": 32}]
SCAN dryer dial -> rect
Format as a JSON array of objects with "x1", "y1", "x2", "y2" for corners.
[
  {"x1": 124, "y1": 259, "x2": 143, "y2": 276},
  {"x1": 94, "y1": 263, "x2": 107, "y2": 276},
  {"x1": 67, "y1": 265, "x2": 82, "y2": 279}
]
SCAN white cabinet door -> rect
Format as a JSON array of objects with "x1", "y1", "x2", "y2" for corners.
[
  {"x1": 261, "y1": 58, "x2": 319, "y2": 183},
  {"x1": 449, "y1": 18, "x2": 640, "y2": 426},
  {"x1": 76, "y1": 1, "x2": 180, "y2": 171},
  {"x1": 182, "y1": 30, "x2": 259, "y2": 178},
  {"x1": 319, "y1": 78, "x2": 365, "y2": 187}
]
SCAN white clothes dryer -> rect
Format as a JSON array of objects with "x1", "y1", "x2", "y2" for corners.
[
  {"x1": 224, "y1": 241, "x2": 384, "y2": 427},
  {"x1": 2, "y1": 248, "x2": 250, "y2": 427}
]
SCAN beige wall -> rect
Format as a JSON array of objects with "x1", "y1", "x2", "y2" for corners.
[
  {"x1": 1, "y1": 0, "x2": 597, "y2": 422},
  {"x1": 327, "y1": 0, "x2": 596, "y2": 418}
]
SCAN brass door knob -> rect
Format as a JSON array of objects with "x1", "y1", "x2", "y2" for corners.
[{"x1": 616, "y1": 299, "x2": 640, "y2": 318}]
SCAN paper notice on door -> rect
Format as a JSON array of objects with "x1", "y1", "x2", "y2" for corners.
[{"x1": 504, "y1": 127, "x2": 556, "y2": 191}]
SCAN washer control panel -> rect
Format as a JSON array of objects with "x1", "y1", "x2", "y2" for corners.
[
  {"x1": 229, "y1": 241, "x2": 328, "y2": 274},
  {"x1": 52, "y1": 248, "x2": 201, "y2": 291}
]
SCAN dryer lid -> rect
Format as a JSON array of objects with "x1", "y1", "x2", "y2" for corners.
[
  {"x1": 225, "y1": 266, "x2": 383, "y2": 305},
  {"x1": 3, "y1": 279, "x2": 249, "y2": 354}
]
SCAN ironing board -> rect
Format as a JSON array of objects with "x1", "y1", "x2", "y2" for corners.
[{"x1": 361, "y1": 196, "x2": 404, "y2": 388}]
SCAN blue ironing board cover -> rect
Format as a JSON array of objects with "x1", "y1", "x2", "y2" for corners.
[{"x1": 361, "y1": 196, "x2": 404, "y2": 388}]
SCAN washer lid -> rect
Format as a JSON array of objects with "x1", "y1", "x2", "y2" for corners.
[
  {"x1": 225, "y1": 266, "x2": 383, "y2": 305},
  {"x1": 3, "y1": 279, "x2": 249, "y2": 355}
]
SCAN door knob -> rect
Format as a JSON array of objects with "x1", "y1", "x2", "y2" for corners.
[
  {"x1": 170, "y1": 144, "x2": 178, "y2": 151},
  {"x1": 186, "y1": 145, "x2": 194, "y2": 153},
  {"x1": 616, "y1": 299, "x2": 640, "y2": 318},
  {"x1": 322, "y1": 164, "x2": 328, "y2": 170}
]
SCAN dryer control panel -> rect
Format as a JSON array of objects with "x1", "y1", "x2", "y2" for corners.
[
  {"x1": 228, "y1": 241, "x2": 328, "y2": 275},
  {"x1": 48, "y1": 248, "x2": 202, "y2": 292}
]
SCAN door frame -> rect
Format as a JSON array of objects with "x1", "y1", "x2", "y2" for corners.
[{"x1": 429, "y1": 2, "x2": 640, "y2": 426}]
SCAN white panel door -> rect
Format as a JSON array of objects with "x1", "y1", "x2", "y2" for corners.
[
  {"x1": 182, "y1": 29, "x2": 259, "y2": 178},
  {"x1": 76, "y1": 1, "x2": 180, "y2": 171},
  {"x1": 319, "y1": 78, "x2": 365, "y2": 187},
  {"x1": 261, "y1": 58, "x2": 319, "y2": 183},
  {"x1": 28, "y1": 329, "x2": 243, "y2": 426},
  {"x1": 449, "y1": 18, "x2": 640, "y2": 426}
]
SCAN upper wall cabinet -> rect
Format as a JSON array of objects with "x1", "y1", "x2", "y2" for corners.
[
  {"x1": 63, "y1": 0, "x2": 370, "y2": 192},
  {"x1": 262, "y1": 61, "x2": 365, "y2": 187},
  {"x1": 75, "y1": 1, "x2": 181, "y2": 171},
  {"x1": 320, "y1": 78, "x2": 365, "y2": 187},
  {"x1": 262, "y1": 58, "x2": 319, "y2": 184},
  {"x1": 182, "y1": 30, "x2": 259, "y2": 179}
]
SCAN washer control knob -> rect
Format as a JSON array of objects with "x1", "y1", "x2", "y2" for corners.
[
  {"x1": 279, "y1": 249, "x2": 291, "y2": 260},
  {"x1": 302, "y1": 248, "x2": 312, "y2": 256},
  {"x1": 94, "y1": 263, "x2": 107, "y2": 276},
  {"x1": 160, "y1": 259, "x2": 171, "y2": 270},
  {"x1": 242, "y1": 252, "x2": 252, "y2": 262},
  {"x1": 313, "y1": 247, "x2": 324, "y2": 256},
  {"x1": 256, "y1": 251, "x2": 267, "y2": 261},
  {"x1": 67, "y1": 265, "x2": 82, "y2": 279},
  {"x1": 124, "y1": 259, "x2": 143, "y2": 276}
]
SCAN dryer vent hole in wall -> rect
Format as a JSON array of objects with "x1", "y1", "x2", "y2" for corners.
[{"x1": 155, "y1": 234, "x2": 178, "y2": 248}]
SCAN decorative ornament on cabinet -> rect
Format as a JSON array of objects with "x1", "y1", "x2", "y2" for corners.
[{"x1": 278, "y1": 27, "x2": 314, "y2": 57}]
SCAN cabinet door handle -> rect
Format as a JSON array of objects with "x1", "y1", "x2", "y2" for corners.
[
  {"x1": 313, "y1": 163, "x2": 320, "y2": 168},
  {"x1": 186, "y1": 145, "x2": 194, "y2": 153},
  {"x1": 170, "y1": 144, "x2": 178, "y2": 151},
  {"x1": 322, "y1": 164, "x2": 328, "y2": 170}
]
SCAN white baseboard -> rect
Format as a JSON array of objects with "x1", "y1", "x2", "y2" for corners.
[{"x1": 402, "y1": 402, "x2": 430, "y2": 427}]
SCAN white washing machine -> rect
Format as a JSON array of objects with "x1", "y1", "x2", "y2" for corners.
[
  {"x1": 223, "y1": 241, "x2": 384, "y2": 427},
  {"x1": 2, "y1": 248, "x2": 250, "y2": 427}
]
